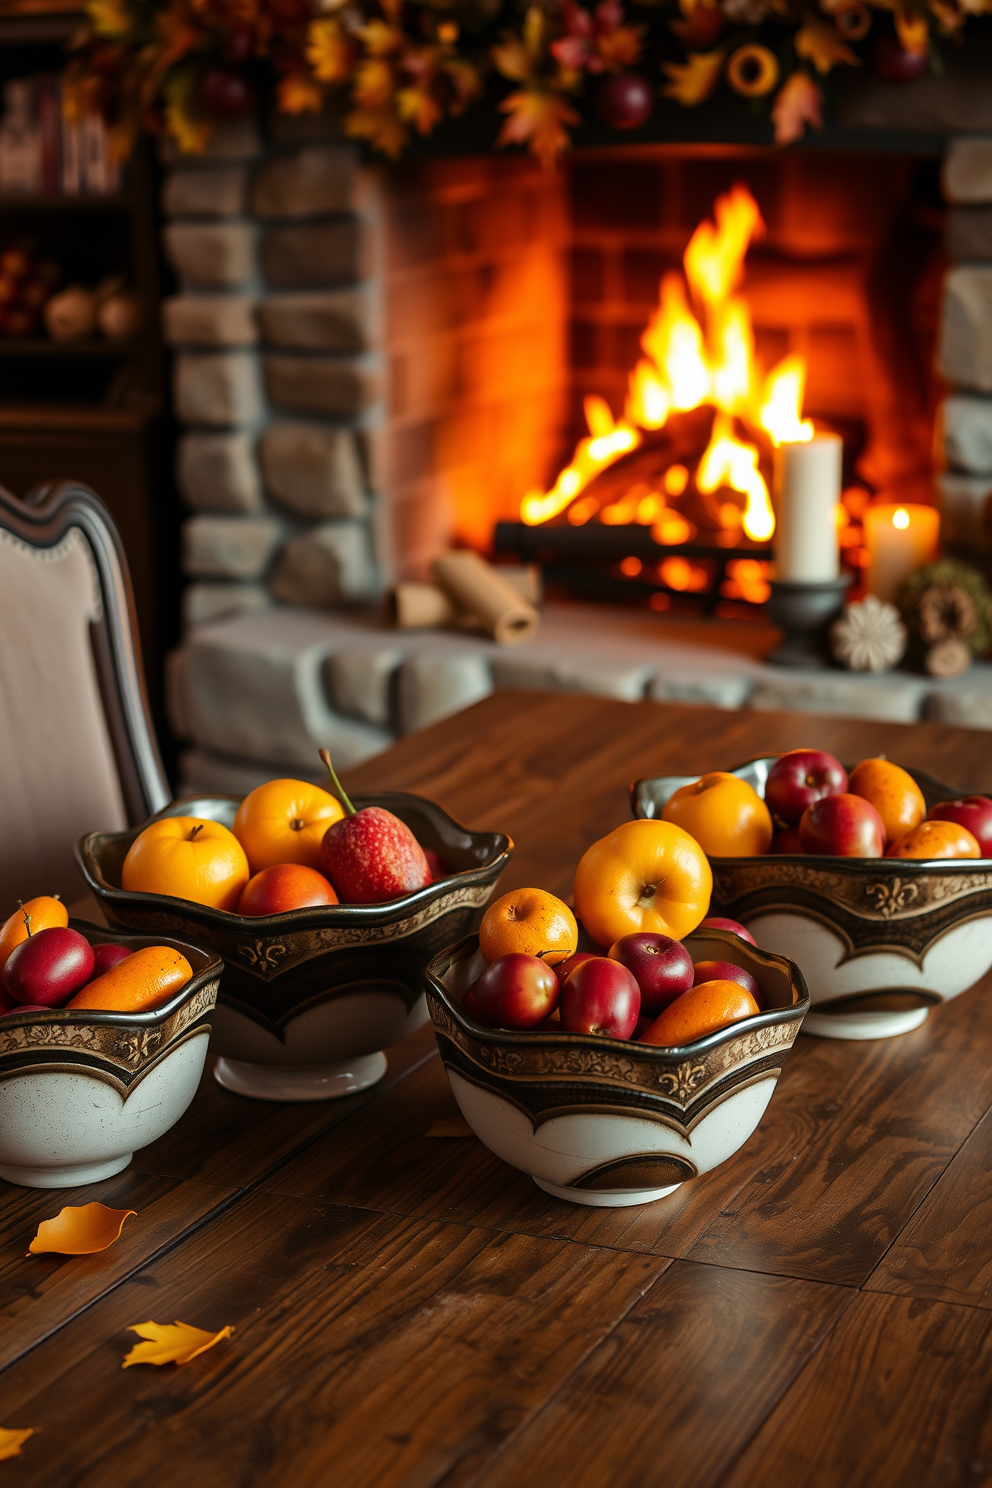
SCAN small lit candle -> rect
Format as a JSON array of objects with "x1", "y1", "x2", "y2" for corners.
[
  {"x1": 773, "y1": 433, "x2": 842, "y2": 583},
  {"x1": 864, "y1": 503, "x2": 940, "y2": 603}
]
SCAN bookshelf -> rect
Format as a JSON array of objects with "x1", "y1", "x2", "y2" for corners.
[{"x1": 0, "y1": 1, "x2": 178, "y2": 757}]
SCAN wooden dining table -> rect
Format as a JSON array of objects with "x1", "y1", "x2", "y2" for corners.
[{"x1": 3, "y1": 687, "x2": 992, "y2": 1487}]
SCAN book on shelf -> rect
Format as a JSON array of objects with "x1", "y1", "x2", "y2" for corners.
[{"x1": 0, "y1": 73, "x2": 121, "y2": 197}]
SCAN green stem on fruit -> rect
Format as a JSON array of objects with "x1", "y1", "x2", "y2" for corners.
[{"x1": 319, "y1": 748, "x2": 357, "y2": 817}]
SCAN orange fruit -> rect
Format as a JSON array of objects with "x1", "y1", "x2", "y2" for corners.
[
  {"x1": 68, "y1": 945, "x2": 192, "y2": 1012},
  {"x1": 122, "y1": 816, "x2": 249, "y2": 912},
  {"x1": 0, "y1": 895, "x2": 67, "y2": 973},
  {"x1": 479, "y1": 888, "x2": 578, "y2": 965},
  {"x1": 886, "y1": 819, "x2": 981, "y2": 860},
  {"x1": 849, "y1": 758, "x2": 925, "y2": 844},
  {"x1": 572, "y1": 819, "x2": 712, "y2": 948},
  {"x1": 662, "y1": 772, "x2": 773, "y2": 857},
  {"x1": 238, "y1": 863, "x2": 339, "y2": 916},
  {"x1": 233, "y1": 779, "x2": 345, "y2": 875},
  {"x1": 641, "y1": 978, "x2": 759, "y2": 1047}
]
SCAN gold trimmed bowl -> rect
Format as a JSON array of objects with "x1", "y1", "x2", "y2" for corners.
[
  {"x1": 633, "y1": 758, "x2": 992, "y2": 1041},
  {"x1": 0, "y1": 921, "x2": 220, "y2": 1189},
  {"x1": 78, "y1": 793, "x2": 512, "y2": 1103},
  {"x1": 425, "y1": 927, "x2": 807, "y2": 1208}
]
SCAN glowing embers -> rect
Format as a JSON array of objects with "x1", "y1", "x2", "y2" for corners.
[{"x1": 520, "y1": 182, "x2": 824, "y2": 544}]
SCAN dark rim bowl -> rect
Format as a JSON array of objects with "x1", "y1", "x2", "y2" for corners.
[{"x1": 424, "y1": 927, "x2": 808, "y2": 1197}]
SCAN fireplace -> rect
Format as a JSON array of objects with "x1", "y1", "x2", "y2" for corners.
[{"x1": 164, "y1": 122, "x2": 987, "y2": 793}]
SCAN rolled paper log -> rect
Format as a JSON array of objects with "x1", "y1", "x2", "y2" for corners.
[
  {"x1": 386, "y1": 583, "x2": 457, "y2": 629},
  {"x1": 432, "y1": 551, "x2": 540, "y2": 645}
]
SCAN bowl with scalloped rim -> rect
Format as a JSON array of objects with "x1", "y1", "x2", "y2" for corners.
[
  {"x1": 0, "y1": 920, "x2": 220, "y2": 1188},
  {"x1": 424, "y1": 926, "x2": 807, "y2": 1207},
  {"x1": 633, "y1": 756, "x2": 992, "y2": 1040},
  {"x1": 78, "y1": 792, "x2": 512, "y2": 1102}
]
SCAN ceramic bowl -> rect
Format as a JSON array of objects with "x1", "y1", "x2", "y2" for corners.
[
  {"x1": 78, "y1": 793, "x2": 512, "y2": 1102},
  {"x1": 425, "y1": 927, "x2": 807, "y2": 1208},
  {"x1": 0, "y1": 921, "x2": 220, "y2": 1189},
  {"x1": 633, "y1": 757, "x2": 992, "y2": 1040}
]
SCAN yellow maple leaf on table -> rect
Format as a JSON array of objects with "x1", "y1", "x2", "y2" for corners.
[
  {"x1": 0, "y1": 1429, "x2": 33, "y2": 1462},
  {"x1": 795, "y1": 15, "x2": 859, "y2": 72},
  {"x1": 498, "y1": 88, "x2": 580, "y2": 170},
  {"x1": 122, "y1": 1320, "x2": 233, "y2": 1369},
  {"x1": 771, "y1": 70, "x2": 822, "y2": 144},
  {"x1": 28, "y1": 1202, "x2": 136, "y2": 1257},
  {"x1": 397, "y1": 86, "x2": 443, "y2": 135},
  {"x1": 661, "y1": 49, "x2": 724, "y2": 104},
  {"x1": 278, "y1": 73, "x2": 324, "y2": 114}
]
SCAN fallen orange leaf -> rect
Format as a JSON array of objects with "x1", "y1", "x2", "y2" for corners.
[
  {"x1": 122, "y1": 1320, "x2": 234, "y2": 1369},
  {"x1": 28, "y1": 1202, "x2": 136, "y2": 1256},
  {"x1": 426, "y1": 1116, "x2": 476, "y2": 1138},
  {"x1": 0, "y1": 1428, "x2": 34, "y2": 1461}
]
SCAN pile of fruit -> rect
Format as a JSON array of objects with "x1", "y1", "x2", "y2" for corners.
[
  {"x1": 0, "y1": 897, "x2": 191, "y2": 1016},
  {"x1": 0, "y1": 243, "x2": 58, "y2": 339},
  {"x1": 662, "y1": 750, "x2": 992, "y2": 860},
  {"x1": 462, "y1": 818, "x2": 763, "y2": 1049},
  {"x1": 121, "y1": 753, "x2": 449, "y2": 913}
]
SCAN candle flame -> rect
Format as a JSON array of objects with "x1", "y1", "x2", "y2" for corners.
[{"x1": 893, "y1": 508, "x2": 910, "y2": 529}]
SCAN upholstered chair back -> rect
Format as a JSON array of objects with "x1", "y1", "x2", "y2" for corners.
[{"x1": 0, "y1": 482, "x2": 168, "y2": 909}]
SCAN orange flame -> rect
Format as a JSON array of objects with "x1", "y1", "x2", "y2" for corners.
[{"x1": 520, "y1": 184, "x2": 812, "y2": 540}]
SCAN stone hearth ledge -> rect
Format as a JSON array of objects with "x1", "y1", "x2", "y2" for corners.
[{"x1": 168, "y1": 602, "x2": 992, "y2": 795}]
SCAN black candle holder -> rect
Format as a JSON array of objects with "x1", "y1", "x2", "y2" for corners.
[{"x1": 764, "y1": 577, "x2": 851, "y2": 668}]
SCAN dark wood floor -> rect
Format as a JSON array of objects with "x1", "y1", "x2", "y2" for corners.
[{"x1": 4, "y1": 690, "x2": 992, "y2": 1487}]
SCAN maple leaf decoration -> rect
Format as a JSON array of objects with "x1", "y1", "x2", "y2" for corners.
[
  {"x1": 28, "y1": 1202, "x2": 136, "y2": 1257},
  {"x1": 0, "y1": 1429, "x2": 34, "y2": 1463},
  {"x1": 122, "y1": 1320, "x2": 234, "y2": 1368},
  {"x1": 771, "y1": 70, "x2": 822, "y2": 145},
  {"x1": 795, "y1": 16, "x2": 859, "y2": 74},
  {"x1": 498, "y1": 90, "x2": 580, "y2": 171},
  {"x1": 661, "y1": 48, "x2": 724, "y2": 104}
]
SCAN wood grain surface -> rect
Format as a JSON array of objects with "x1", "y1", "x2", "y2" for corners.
[{"x1": 4, "y1": 689, "x2": 992, "y2": 1487}]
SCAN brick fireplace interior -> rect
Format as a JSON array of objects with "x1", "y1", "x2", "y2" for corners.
[{"x1": 166, "y1": 130, "x2": 973, "y2": 793}]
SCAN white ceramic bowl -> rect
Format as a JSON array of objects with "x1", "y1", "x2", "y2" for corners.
[
  {"x1": 79, "y1": 793, "x2": 512, "y2": 1102},
  {"x1": 425, "y1": 928, "x2": 808, "y2": 1208},
  {"x1": 633, "y1": 757, "x2": 992, "y2": 1040},
  {"x1": 0, "y1": 922, "x2": 220, "y2": 1188}
]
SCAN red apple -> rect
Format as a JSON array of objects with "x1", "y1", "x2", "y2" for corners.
[
  {"x1": 553, "y1": 950, "x2": 598, "y2": 989},
  {"x1": 91, "y1": 943, "x2": 132, "y2": 977},
  {"x1": 770, "y1": 827, "x2": 804, "y2": 854},
  {"x1": 560, "y1": 956, "x2": 640, "y2": 1039},
  {"x1": 700, "y1": 916, "x2": 757, "y2": 946},
  {"x1": 466, "y1": 952, "x2": 559, "y2": 1030},
  {"x1": 3, "y1": 1004, "x2": 50, "y2": 1015},
  {"x1": 596, "y1": 72, "x2": 654, "y2": 130},
  {"x1": 765, "y1": 749, "x2": 848, "y2": 826},
  {"x1": 871, "y1": 31, "x2": 928, "y2": 84},
  {"x1": 799, "y1": 794, "x2": 885, "y2": 857},
  {"x1": 608, "y1": 932, "x2": 693, "y2": 1015},
  {"x1": 692, "y1": 959, "x2": 761, "y2": 1003},
  {"x1": 201, "y1": 66, "x2": 255, "y2": 117},
  {"x1": 4, "y1": 926, "x2": 95, "y2": 1007},
  {"x1": 928, "y1": 797, "x2": 992, "y2": 857}
]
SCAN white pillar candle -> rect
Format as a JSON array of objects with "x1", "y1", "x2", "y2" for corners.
[
  {"x1": 773, "y1": 433, "x2": 842, "y2": 583},
  {"x1": 864, "y1": 503, "x2": 940, "y2": 603}
]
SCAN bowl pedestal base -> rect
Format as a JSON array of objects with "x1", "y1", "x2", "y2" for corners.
[
  {"x1": 534, "y1": 1176, "x2": 681, "y2": 1208},
  {"x1": 0, "y1": 1153, "x2": 132, "y2": 1189},
  {"x1": 213, "y1": 1050, "x2": 388, "y2": 1102},
  {"x1": 803, "y1": 1005, "x2": 929, "y2": 1040}
]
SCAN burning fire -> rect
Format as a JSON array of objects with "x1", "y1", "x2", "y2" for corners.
[{"x1": 520, "y1": 184, "x2": 815, "y2": 545}]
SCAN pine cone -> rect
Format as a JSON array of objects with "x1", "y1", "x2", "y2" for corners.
[
  {"x1": 830, "y1": 594, "x2": 907, "y2": 673},
  {"x1": 916, "y1": 583, "x2": 978, "y2": 645}
]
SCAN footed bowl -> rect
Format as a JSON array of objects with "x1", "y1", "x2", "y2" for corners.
[
  {"x1": 633, "y1": 758, "x2": 992, "y2": 1040},
  {"x1": 425, "y1": 927, "x2": 807, "y2": 1208},
  {"x1": 78, "y1": 793, "x2": 512, "y2": 1102},
  {"x1": 0, "y1": 921, "x2": 220, "y2": 1188}
]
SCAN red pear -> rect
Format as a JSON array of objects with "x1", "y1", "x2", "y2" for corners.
[{"x1": 318, "y1": 749, "x2": 431, "y2": 904}]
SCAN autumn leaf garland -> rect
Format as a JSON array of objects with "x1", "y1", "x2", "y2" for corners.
[{"x1": 61, "y1": 0, "x2": 992, "y2": 167}]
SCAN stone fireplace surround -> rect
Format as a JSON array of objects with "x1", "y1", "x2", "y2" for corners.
[{"x1": 162, "y1": 115, "x2": 992, "y2": 794}]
